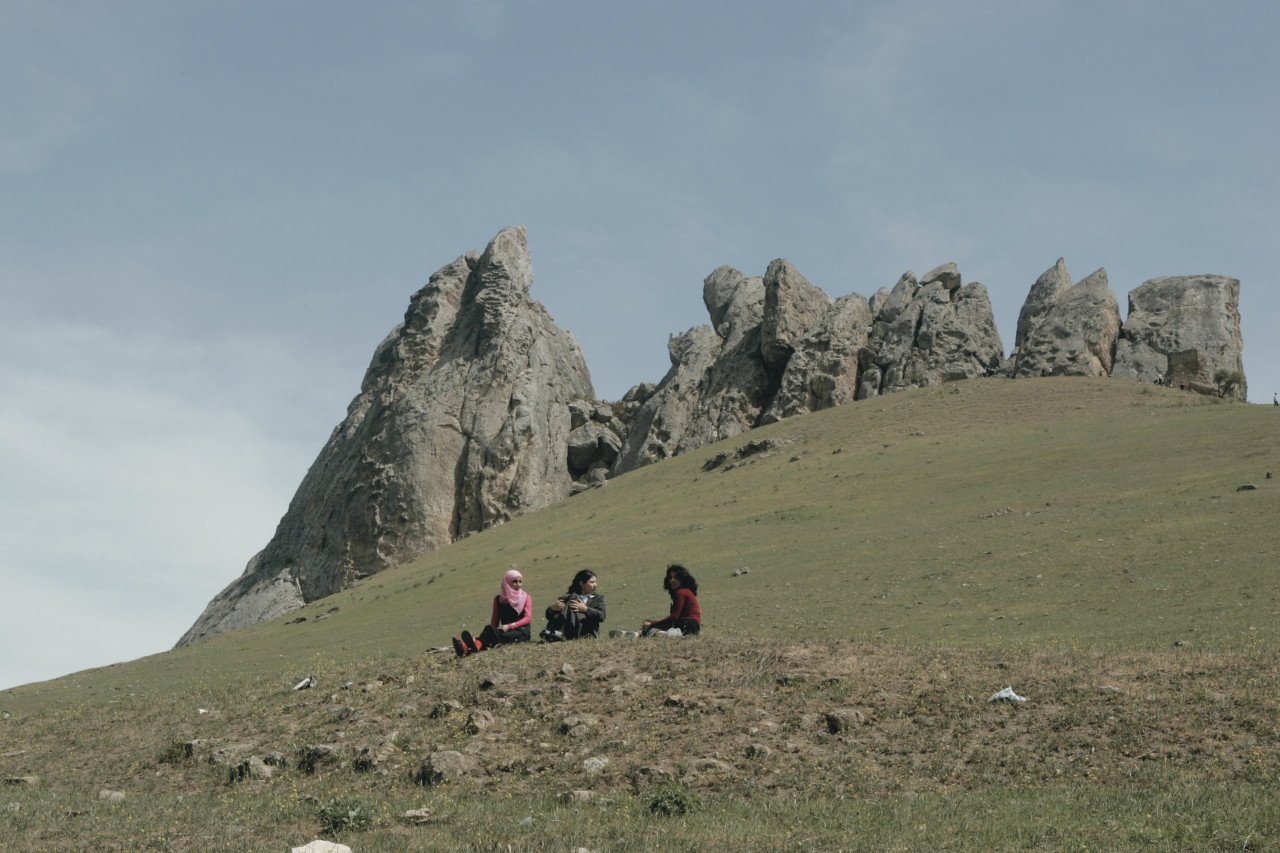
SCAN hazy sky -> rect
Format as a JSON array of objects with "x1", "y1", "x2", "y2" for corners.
[{"x1": 3, "y1": 0, "x2": 1276, "y2": 690}]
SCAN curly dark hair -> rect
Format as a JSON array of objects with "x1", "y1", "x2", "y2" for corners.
[
  {"x1": 664, "y1": 563, "x2": 698, "y2": 598},
  {"x1": 569, "y1": 569, "x2": 597, "y2": 594}
]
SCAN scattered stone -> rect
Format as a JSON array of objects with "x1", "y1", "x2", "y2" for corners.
[
  {"x1": 229, "y1": 757, "x2": 273, "y2": 782},
  {"x1": 825, "y1": 708, "x2": 866, "y2": 733},
  {"x1": 207, "y1": 743, "x2": 255, "y2": 767},
  {"x1": 630, "y1": 765, "x2": 676, "y2": 789},
  {"x1": 480, "y1": 673, "x2": 518, "y2": 691},
  {"x1": 292, "y1": 842, "x2": 353, "y2": 853},
  {"x1": 731, "y1": 567, "x2": 751, "y2": 577},
  {"x1": 559, "y1": 715, "x2": 601, "y2": 737},
  {"x1": 354, "y1": 733, "x2": 401, "y2": 772},
  {"x1": 691, "y1": 758, "x2": 733, "y2": 775},
  {"x1": 98, "y1": 790, "x2": 125, "y2": 803},
  {"x1": 430, "y1": 699, "x2": 464, "y2": 718},
  {"x1": 400, "y1": 808, "x2": 437, "y2": 825},
  {"x1": 292, "y1": 675, "x2": 317, "y2": 691},
  {"x1": 560, "y1": 789, "x2": 596, "y2": 803},
  {"x1": 1236, "y1": 484, "x2": 1258, "y2": 492},
  {"x1": 988, "y1": 686, "x2": 1028, "y2": 703},
  {"x1": 467, "y1": 710, "x2": 496, "y2": 734},
  {"x1": 3, "y1": 777, "x2": 37, "y2": 787},
  {"x1": 746, "y1": 743, "x2": 773, "y2": 760},
  {"x1": 560, "y1": 662, "x2": 575, "y2": 676},
  {"x1": 298, "y1": 744, "x2": 340, "y2": 774},
  {"x1": 262, "y1": 751, "x2": 289, "y2": 768},
  {"x1": 582, "y1": 757, "x2": 609, "y2": 775},
  {"x1": 415, "y1": 750, "x2": 484, "y2": 786}
]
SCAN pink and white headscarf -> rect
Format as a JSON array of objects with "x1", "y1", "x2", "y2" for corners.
[{"x1": 499, "y1": 569, "x2": 527, "y2": 612}]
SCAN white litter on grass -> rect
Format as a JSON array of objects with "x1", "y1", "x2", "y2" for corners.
[
  {"x1": 293, "y1": 675, "x2": 317, "y2": 691},
  {"x1": 197, "y1": 708, "x2": 208, "y2": 715},
  {"x1": 988, "y1": 686, "x2": 1027, "y2": 703}
]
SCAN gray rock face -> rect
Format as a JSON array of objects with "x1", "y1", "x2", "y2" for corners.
[
  {"x1": 1112, "y1": 275, "x2": 1245, "y2": 398},
  {"x1": 762, "y1": 293, "x2": 873, "y2": 423},
  {"x1": 614, "y1": 267, "x2": 773, "y2": 474},
  {"x1": 858, "y1": 267, "x2": 1004, "y2": 398},
  {"x1": 760, "y1": 259, "x2": 832, "y2": 369},
  {"x1": 178, "y1": 227, "x2": 593, "y2": 646},
  {"x1": 1012, "y1": 265, "x2": 1121, "y2": 378}
]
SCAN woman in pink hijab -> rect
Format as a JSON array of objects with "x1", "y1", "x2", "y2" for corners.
[{"x1": 453, "y1": 569, "x2": 533, "y2": 656}]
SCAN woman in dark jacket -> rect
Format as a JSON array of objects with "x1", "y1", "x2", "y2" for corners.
[
  {"x1": 642, "y1": 564, "x2": 701, "y2": 636},
  {"x1": 453, "y1": 569, "x2": 533, "y2": 656},
  {"x1": 541, "y1": 569, "x2": 606, "y2": 640}
]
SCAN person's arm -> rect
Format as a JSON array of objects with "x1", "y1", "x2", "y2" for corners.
[
  {"x1": 506, "y1": 596, "x2": 533, "y2": 630},
  {"x1": 646, "y1": 594, "x2": 680, "y2": 630}
]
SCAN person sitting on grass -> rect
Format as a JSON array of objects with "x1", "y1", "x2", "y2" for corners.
[
  {"x1": 541, "y1": 569, "x2": 607, "y2": 641},
  {"x1": 642, "y1": 563, "x2": 701, "y2": 636},
  {"x1": 453, "y1": 569, "x2": 532, "y2": 656}
]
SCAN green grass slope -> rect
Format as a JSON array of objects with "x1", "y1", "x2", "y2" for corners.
[
  {"x1": 2, "y1": 377, "x2": 1278, "y2": 851},
  {"x1": 9, "y1": 377, "x2": 1277, "y2": 711}
]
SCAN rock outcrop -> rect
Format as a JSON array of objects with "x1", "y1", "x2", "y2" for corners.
[
  {"x1": 179, "y1": 231, "x2": 1250, "y2": 646},
  {"x1": 178, "y1": 227, "x2": 593, "y2": 646},
  {"x1": 1111, "y1": 275, "x2": 1245, "y2": 399},
  {"x1": 613, "y1": 267, "x2": 773, "y2": 474},
  {"x1": 857, "y1": 264, "x2": 1004, "y2": 398},
  {"x1": 1010, "y1": 262, "x2": 1121, "y2": 377},
  {"x1": 761, "y1": 293, "x2": 873, "y2": 423}
]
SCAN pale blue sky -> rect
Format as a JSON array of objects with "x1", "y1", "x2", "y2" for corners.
[{"x1": 2, "y1": 0, "x2": 1276, "y2": 689}]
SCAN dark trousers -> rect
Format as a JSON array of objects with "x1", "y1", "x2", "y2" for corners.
[
  {"x1": 652, "y1": 618, "x2": 700, "y2": 635},
  {"x1": 480, "y1": 624, "x2": 530, "y2": 647}
]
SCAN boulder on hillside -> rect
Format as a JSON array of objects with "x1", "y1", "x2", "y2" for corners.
[
  {"x1": 1111, "y1": 275, "x2": 1245, "y2": 399},
  {"x1": 1011, "y1": 263, "x2": 1121, "y2": 377},
  {"x1": 178, "y1": 227, "x2": 594, "y2": 647}
]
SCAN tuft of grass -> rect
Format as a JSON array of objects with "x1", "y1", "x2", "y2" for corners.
[
  {"x1": 648, "y1": 784, "x2": 701, "y2": 816},
  {"x1": 315, "y1": 795, "x2": 376, "y2": 835}
]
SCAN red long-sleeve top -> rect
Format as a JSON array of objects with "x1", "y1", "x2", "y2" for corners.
[
  {"x1": 648, "y1": 587, "x2": 700, "y2": 629},
  {"x1": 491, "y1": 595, "x2": 533, "y2": 630}
]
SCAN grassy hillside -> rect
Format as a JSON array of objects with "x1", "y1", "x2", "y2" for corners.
[{"x1": 2, "y1": 377, "x2": 1278, "y2": 850}]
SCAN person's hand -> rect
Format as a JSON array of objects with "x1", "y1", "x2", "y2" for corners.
[
  {"x1": 497, "y1": 624, "x2": 507, "y2": 632},
  {"x1": 550, "y1": 599, "x2": 565, "y2": 613},
  {"x1": 568, "y1": 598, "x2": 587, "y2": 613}
]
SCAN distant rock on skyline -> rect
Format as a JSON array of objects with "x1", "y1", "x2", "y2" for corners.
[{"x1": 176, "y1": 228, "x2": 1250, "y2": 645}]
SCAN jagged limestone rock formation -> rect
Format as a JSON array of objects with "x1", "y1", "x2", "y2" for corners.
[
  {"x1": 1112, "y1": 275, "x2": 1245, "y2": 399},
  {"x1": 178, "y1": 227, "x2": 593, "y2": 646},
  {"x1": 857, "y1": 264, "x2": 1004, "y2": 399},
  {"x1": 613, "y1": 265, "x2": 772, "y2": 474},
  {"x1": 762, "y1": 293, "x2": 873, "y2": 424},
  {"x1": 1010, "y1": 262, "x2": 1121, "y2": 377},
  {"x1": 760, "y1": 259, "x2": 832, "y2": 370}
]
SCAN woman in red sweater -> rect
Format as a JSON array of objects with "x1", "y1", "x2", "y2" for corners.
[
  {"x1": 642, "y1": 564, "x2": 701, "y2": 636},
  {"x1": 453, "y1": 569, "x2": 533, "y2": 656}
]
